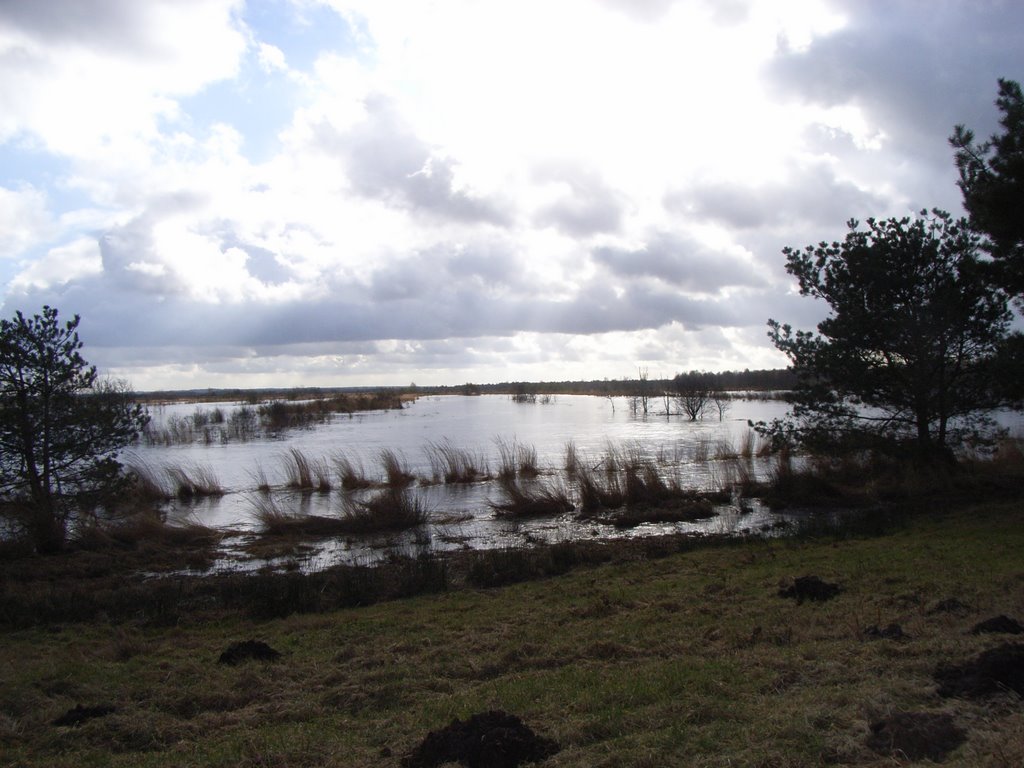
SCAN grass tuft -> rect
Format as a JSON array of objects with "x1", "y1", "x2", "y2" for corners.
[
  {"x1": 340, "y1": 488, "x2": 429, "y2": 532},
  {"x1": 379, "y1": 449, "x2": 416, "y2": 488},
  {"x1": 426, "y1": 440, "x2": 487, "y2": 484},
  {"x1": 333, "y1": 452, "x2": 373, "y2": 490},
  {"x1": 489, "y1": 476, "x2": 575, "y2": 518},
  {"x1": 164, "y1": 463, "x2": 225, "y2": 499}
]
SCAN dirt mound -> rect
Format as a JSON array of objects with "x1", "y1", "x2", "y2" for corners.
[
  {"x1": 935, "y1": 643, "x2": 1024, "y2": 698},
  {"x1": 929, "y1": 597, "x2": 971, "y2": 615},
  {"x1": 52, "y1": 704, "x2": 116, "y2": 727},
  {"x1": 864, "y1": 623, "x2": 906, "y2": 641},
  {"x1": 217, "y1": 640, "x2": 281, "y2": 665},
  {"x1": 971, "y1": 615, "x2": 1024, "y2": 635},
  {"x1": 402, "y1": 710, "x2": 559, "y2": 768},
  {"x1": 866, "y1": 711, "x2": 966, "y2": 762},
  {"x1": 778, "y1": 575, "x2": 841, "y2": 603}
]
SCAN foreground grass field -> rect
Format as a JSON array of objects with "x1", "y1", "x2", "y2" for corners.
[{"x1": 2, "y1": 499, "x2": 1023, "y2": 766}]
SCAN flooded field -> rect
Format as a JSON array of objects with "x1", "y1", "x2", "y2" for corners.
[
  {"x1": 129, "y1": 393, "x2": 1024, "y2": 571},
  {"x1": 123, "y1": 394, "x2": 807, "y2": 569}
]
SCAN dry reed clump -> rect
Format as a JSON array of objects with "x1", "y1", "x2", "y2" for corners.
[
  {"x1": 575, "y1": 464, "x2": 625, "y2": 513},
  {"x1": 249, "y1": 462, "x2": 271, "y2": 493},
  {"x1": 713, "y1": 437, "x2": 739, "y2": 460},
  {"x1": 426, "y1": 440, "x2": 487, "y2": 484},
  {"x1": 564, "y1": 440, "x2": 582, "y2": 479},
  {"x1": 75, "y1": 510, "x2": 219, "y2": 552},
  {"x1": 164, "y1": 463, "x2": 225, "y2": 499},
  {"x1": 494, "y1": 437, "x2": 539, "y2": 480},
  {"x1": 340, "y1": 488, "x2": 429, "y2": 533},
  {"x1": 379, "y1": 448, "x2": 416, "y2": 487},
  {"x1": 249, "y1": 495, "x2": 347, "y2": 537},
  {"x1": 332, "y1": 452, "x2": 372, "y2": 490},
  {"x1": 489, "y1": 477, "x2": 574, "y2": 518},
  {"x1": 572, "y1": 446, "x2": 717, "y2": 526},
  {"x1": 692, "y1": 435, "x2": 712, "y2": 463},
  {"x1": 282, "y1": 448, "x2": 332, "y2": 492},
  {"x1": 123, "y1": 459, "x2": 172, "y2": 502}
]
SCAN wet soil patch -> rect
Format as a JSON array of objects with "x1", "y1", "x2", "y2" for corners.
[
  {"x1": 778, "y1": 575, "x2": 841, "y2": 603},
  {"x1": 52, "y1": 704, "x2": 116, "y2": 727},
  {"x1": 217, "y1": 640, "x2": 281, "y2": 665},
  {"x1": 935, "y1": 643, "x2": 1024, "y2": 698},
  {"x1": 866, "y1": 711, "x2": 966, "y2": 762},
  {"x1": 971, "y1": 615, "x2": 1024, "y2": 635},
  {"x1": 402, "y1": 709, "x2": 559, "y2": 768}
]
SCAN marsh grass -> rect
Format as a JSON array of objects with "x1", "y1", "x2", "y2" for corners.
[
  {"x1": 713, "y1": 436, "x2": 738, "y2": 460},
  {"x1": 379, "y1": 448, "x2": 416, "y2": 488},
  {"x1": 123, "y1": 459, "x2": 172, "y2": 502},
  {"x1": 164, "y1": 463, "x2": 225, "y2": 499},
  {"x1": 739, "y1": 428, "x2": 757, "y2": 458},
  {"x1": 77, "y1": 511, "x2": 220, "y2": 551},
  {"x1": 249, "y1": 462, "x2": 271, "y2": 493},
  {"x1": 489, "y1": 476, "x2": 574, "y2": 518},
  {"x1": 250, "y1": 495, "x2": 347, "y2": 537},
  {"x1": 332, "y1": 452, "x2": 372, "y2": 490},
  {"x1": 282, "y1": 448, "x2": 332, "y2": 492},
  {"x1": 340, "y1": 488, "x2": 429, "y2": 533},
  {"x1": 564, "y1": 440, "x2": 582, "y2": 479},
  {"x1": 426, "y1": 440, "x2": 487, "y2": 484},
  {"x1": 494, "y1": 437, "x2": 540, "y2": 480},
  {"x1": 692, "y1": 435, "x2": 712, "y2": 463}
]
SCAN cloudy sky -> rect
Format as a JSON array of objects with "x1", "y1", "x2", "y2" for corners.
[{"x1": 1, "y1": 0, "x2": 1021, "y2": 390}]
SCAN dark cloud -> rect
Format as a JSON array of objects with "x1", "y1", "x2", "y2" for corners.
[
  {"x1": 8, "y1": 254, "x2": 750, "y2": 359},
  {"x1": 593, "y1": 232, "x2": 764, "y2": 291},
  {"x1": 665, "y1": 164, "x2": 890, "y2": 231},
  {"x1": 314, "y1": 95, "x2": 511, "y2": 225},
  {"x1": 0, "y1": 0, "x2": 148, "y2": 47},
  {"x1": 533, "y1": 165, "x2": 624, "y2": 237},
  {"x1": 0, "y1": 0, "x2": 230, "y2": 55},
  {"x1": 368, "y1": 241, "x2": 529, "y2": 303},
  {"x1": 767, "y1": 1, "x2": 1024, "y2": 166}
]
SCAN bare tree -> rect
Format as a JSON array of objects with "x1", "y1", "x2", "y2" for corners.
[
  {"x1": 629, "y1": 367, "x2": 652, "y2": 416},
  {"x1": 673, "y1": 371, "x2": 713, "y2": 421}
]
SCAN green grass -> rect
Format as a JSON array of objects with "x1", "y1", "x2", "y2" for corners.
[{"x1": 2, "y1": 499, "x2": 1023, "y2": 766}]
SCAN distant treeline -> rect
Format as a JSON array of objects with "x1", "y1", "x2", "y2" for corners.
[
  {"x1": 422, "y1": 369, "x2": 796, "y2": 397},
  {"x1": 133, "y1": 368, "x2": 795, "y2": 402}
]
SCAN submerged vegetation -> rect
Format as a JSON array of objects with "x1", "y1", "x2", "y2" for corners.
[{"x1": 141, "y1": 391, "x2": 405, "y2": 446}]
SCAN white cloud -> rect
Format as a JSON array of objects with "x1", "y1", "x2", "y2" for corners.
[
  {"x1": 257, "y1": 42, "x2": 287, "y2": 73},
  {"x1": 0, "y1": 0, "x2": 1021, "y2": 388},
  {"x1": 10, "y1": 237, "x2": 101, "y2": 290},
  {"x1": 0, "y1": 185, "x2": 53, "y2": 257},
  {"x1": 0, "y1": 0, "x2": 247, "y2": 159}
]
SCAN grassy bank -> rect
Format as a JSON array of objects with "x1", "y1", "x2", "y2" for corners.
[{"x1": 2, "y1": 499, "x2": 1023, "y2": 766}]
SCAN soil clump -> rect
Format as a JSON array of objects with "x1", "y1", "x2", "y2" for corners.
[
  {"x1": 935, "y1": 642, "x2": 1024, "y2": 698},
  {"x1": 970, "y1": 615, "x2": 1024, "y2": 635},
  {"x1": 778, "y1": 575, "x2": 841, "y2": 603},
  {"x1": 402, "y1": 709, "x2": 559, "y2": 768},
  {"x1": 52, "y1": 704, "x2": 116, "y2": 727},
  {"x1": 865, "y1": 711, "x2": 966, "y2": 762},
  {"x1": 929, "y1": 597, "x2": 971, "y2": 615},
  {"x1": 217, "y1": 639, "x2": 282, "y2": 665},
  {"x1": 864, "y1": 623, "x2": 906, "y2": 640}
]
